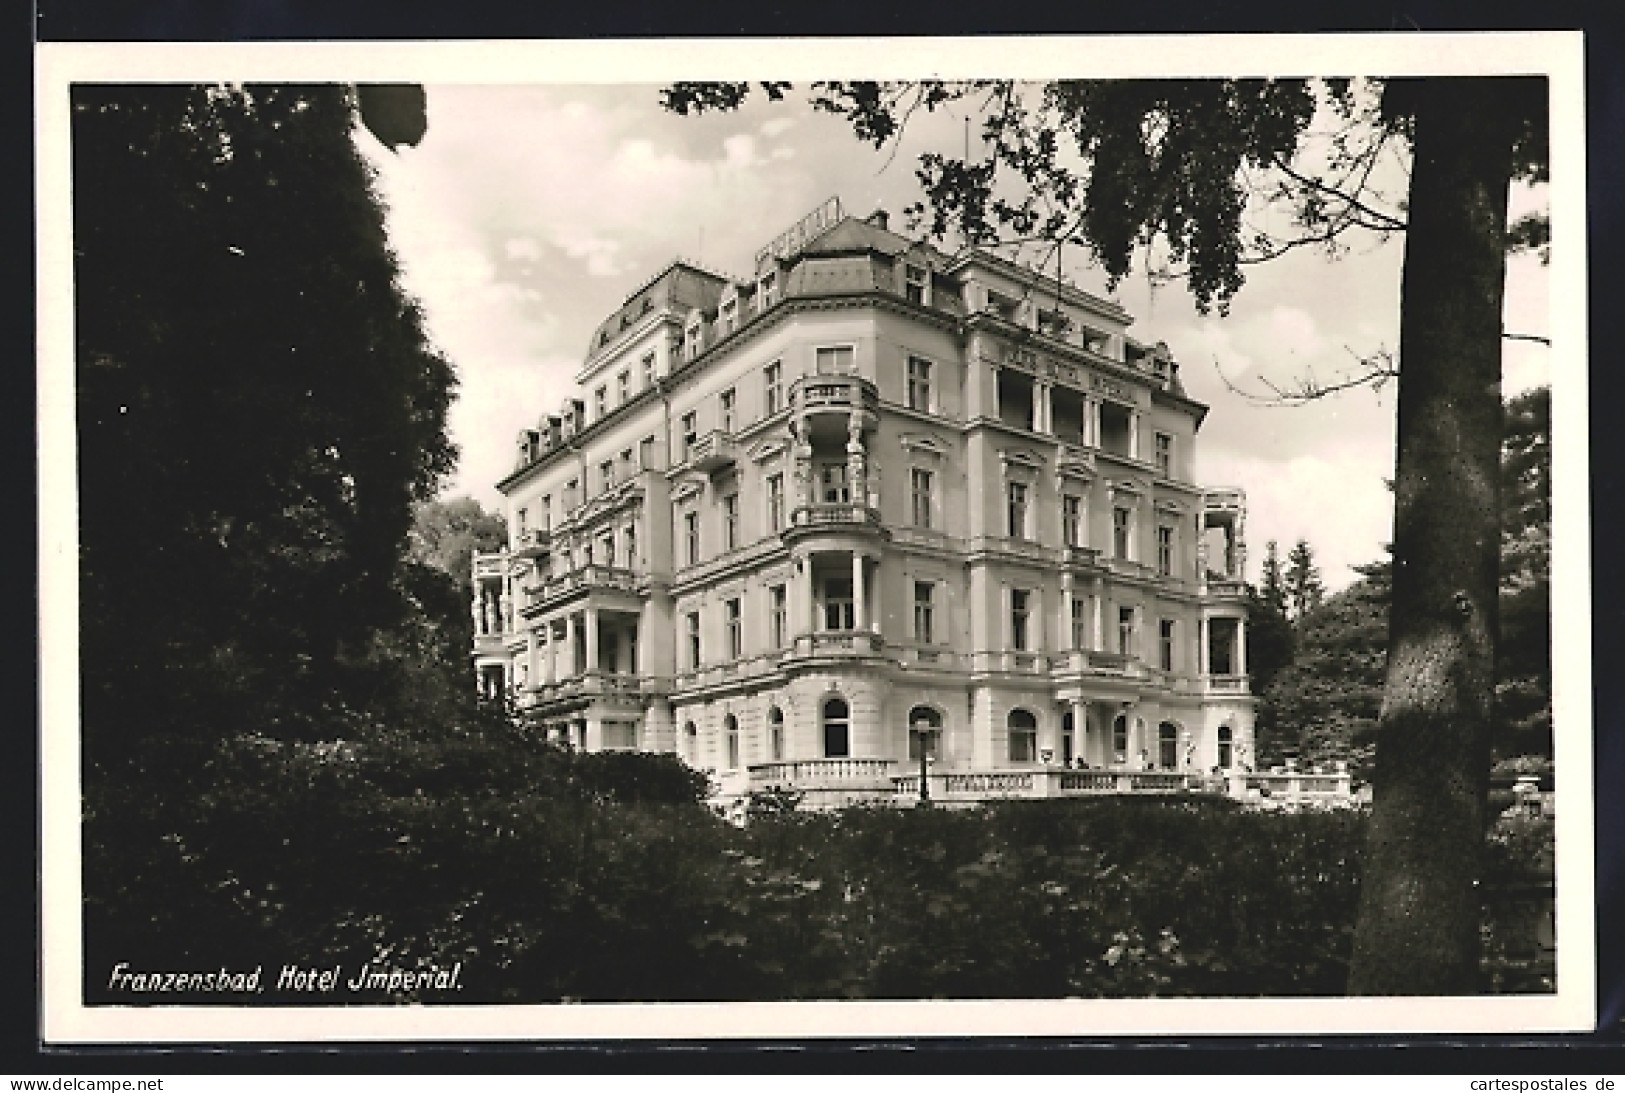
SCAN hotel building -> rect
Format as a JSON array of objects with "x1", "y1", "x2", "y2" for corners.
[{"x1": 471, "y1": 199, "x2": 1281, "y2": 807}]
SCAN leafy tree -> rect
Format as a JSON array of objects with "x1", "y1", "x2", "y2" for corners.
[
  {"x1": 74, "y1": 84, "x2": 458, "y2": 759},
  {"x1": 1258, "y1": 559, "x2": 1391, "y2": 775},
  {"x1": 1285, "y1": 538, "x2": 1326, "y2": 620},
  {"x1": 663, "y1": 75, "x2": 1547, "y2": 993},
  {"x1": 408, "y1": 495, "x2": 507, "y2": 590},
  {"x1": 1259, "y1": 540, "x2": 1289, "y2": 616},
  {"x1": 1495, "y1": 387, "x2": 1552, "y2": 759}
]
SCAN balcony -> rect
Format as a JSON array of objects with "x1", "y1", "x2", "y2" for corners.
[
  {"x1": 472, "y1": 550, "x2": 511, "y2": 581},
  {"x1": 788, "y1": 375, "x2": 880, "y2": 417},
  {"x1": 781, "y1": 503, "x2": 887, "y2": 547},
  {"x1": 529, "y1": 671, "x2": 645, "y2": 708},
  {"x1": 687, "y1": 429, "x2": 737, "y2": 473},
  {"x1": 1203, "y1": 674, "x2": 1251, "y2": 695},
  {"x1": 785, "y1": 630, "x2": 886, "y2": 661},
  {"x1": 511, "y1": 528, "x2": 550, "y2": 559},
  {"x1": 889, "y1": 768, "x2": 1205, "y2": 802},
  {"x1": 1205, "y1": 577, "x2": 1249, "y2": 599},
  {"x1": 523, "y1": 564, "x2": 639, "y2": 613}
]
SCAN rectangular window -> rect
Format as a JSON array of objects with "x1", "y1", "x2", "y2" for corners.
[
  {"x1": 770, "y1": 584, "x2": 787, "y2": 648},
  {"x1": 767, "y1": 473, "x2": 785, "y2": 532},
  {"x1": 760, "y1": 271, "x2": 778, "y2": 308},
  {"x1": 1118, "y1": 606, "x2": 1136, "y2": 656},
  {"x1": 1011, "y1": 589, "x2": 1031, "y2": 651},
  {"x1": 594, "y1": 386, "x2": 607, "y2": 420},
  {"x1": 540, "y1": 496, "x2": 551, "y2": 530},
  {"x1": 723, "y1": 493, "x2": 739, "y2": 551},
  {"x1": 565, "y1": 478, "x2": 578, "y2": 510},
  {"x1": 1155, "y1": 432, "x2": 1173, "y2": 477},
  {"x1": 1008, "y1": 481, "x2": 1029, "y2": 539},
  {"x1": 639, "y1": 435, "x2": 656, "y2": 470},
  {"x1": 1160, "y1": 619, "x2": 1176, "y2": 672},
  {"x1": 1157, "y1": 525, "x2": 1174, "y2": 577},
  {"x1": 1113, "y1": 505, "x2": 1131, "y2": 559},
  {"x1": 824, "y1": 577, "x2": 855, "y2": 631},
  {"x1": 1063, "y1": 495, "x2": 1083, "y2": 547},
  {"x1": 726, "y1": 598, "x2": 742, "y2": 660},
  {"x1": 914, "y1": 581, "x2": 935, "y2": 644},
  {"x1": 641, "y1": 352, "x2": 655, "y2": 390},
  {"x1": 619, "y1": 448, "x2": 633, "y2": 478},
  {"x1": 721, "y1": 298, "x2": 738, "y2": 335},
  {"x1": 1071, "y1": 596, "x2": 1088, "y2": 649},
  {"x1": 617, "y1": 371, "x2": 630, "y2": 406},
  {"x1": 684, "y1": 510, "x2": 700, "y2": 565},
  {"x1": 910, "y1": 468, "x2": 934, "y2": 529},
  {"x1": 907, "y1": 356, "x2": 933, "y2": 411},
  {"x1": 815, "y1": 345, "x2": 855, "y2": 375},
  {"x1": 680, "y1": 411, "x2": 698, "y2": 461},
  {"x1": 624, "y1": 524, "x2": 637, "y2": 569},
  {"x1": 720, "y1": 387, "x2": 736, "y2": 434},
  {"x1": 685, "y1": 324, "x2": 701, "y2": 361},
  {"x1": 516, "y1": 507, "x2": 528, "y2": 535},
  {"x1": 600, "y1": 459, "x2": 614, "y2": 493},
  {"x1": 763, "y1": 360, "x2": 783, "y2": 415},
  {"x1": 686, "y1": 611, "x2": 701, "y2": 670},
  {"x1": 600, "y1": 532, "x2": 615, "y2": 566},
  {"x1": 904, "y1": 263, "x2": 929, "y2": 306},
  {"x1": 821, "y1": 463, "x2": 850, "y2": 505}
]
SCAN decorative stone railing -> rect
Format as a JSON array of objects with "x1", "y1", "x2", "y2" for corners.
[
  {"x1": 788, "y1": 375, "x2": 880, "y2": 416},
  {"x1": 787, "y1": 503, "x2": 884, "y2": 533},
  {"x1": 787, "y1": 631, "x2": 886, "y2": 659},
  {"x1": 530, "y1": 672, "x2": 644, "y2": 705},
  {"x1": 1204, "y1": 674, "x2": 1250, "y2": 693},
  {"x1": 749, "y1": 758, "x2": 897, "y2": 789},
  {"x1": 529, "y1": 564, "x2": 638, "y2": 607},
  {"x1": 1205, "y1": 578, "x2": 1249, "y2": 598},
  {"x1": 687, "y1": 429, "x2": 737, "y2": 472}
]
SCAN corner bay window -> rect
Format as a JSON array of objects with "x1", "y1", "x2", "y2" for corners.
[
  {"x1": 823, "y1": 577, "x2": 855, "y2": 631},
  {"x1": 821, "y1": 463, "x2": 850, "y2": 505}
]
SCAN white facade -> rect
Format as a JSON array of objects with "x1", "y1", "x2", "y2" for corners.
[{"x1": 472, "y1": 203, "x2": 1288, "y2": 808}]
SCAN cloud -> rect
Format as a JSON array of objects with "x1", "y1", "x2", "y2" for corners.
[
  {"x1": 504, "y1": 237, "x2": 541, "y2": 263},
  {"x1": 760, "y1": 117, "x2": 797, "y2": 138}
]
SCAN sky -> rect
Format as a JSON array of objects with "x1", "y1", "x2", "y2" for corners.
[{"x1": 357, "y1": 82, "x2": 1550, "y2": 593}]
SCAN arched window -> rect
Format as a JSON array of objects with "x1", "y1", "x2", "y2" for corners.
[
  {"x1": 683, "y1": 721, "x2": 698, "y2": 764},
  {"x1": 767, "y1": 706, "x2": 785, "y2": 762},
  {"x1": 1217, "y1": 725, "x2": 1233, "y2": 769},
  {"x1": 724, "y1": 715, "x2": 740, "y2": 770},
  {"x1": 908, "y1": 706, "x2": 941, "y2": 761},
  {"x1": 1158, "y1": 721, "x2": 1180, "y2": 769},
  {"x1": 1111, "y1": 713, "x2": 1129, "y2": 763},
  {"x1": 822, "y1": 697, "x2": 850, "y2": 758},
  {"x1": 1007, "y1": 708, "x2": 1038, "y2": 764}
]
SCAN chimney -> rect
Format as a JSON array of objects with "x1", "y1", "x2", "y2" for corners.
[{"x1": 867, "y1": 207, "x2": 890, "y2": 231}]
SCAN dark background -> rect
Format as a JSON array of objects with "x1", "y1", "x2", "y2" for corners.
[{"x1": 16, "y1": 0, "x2": 1625, "y2": 1074}]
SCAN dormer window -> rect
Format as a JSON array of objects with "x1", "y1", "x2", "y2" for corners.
[
  {"x1": 685, "y1": 315, "x2": 703, "y2": 361},
  {"x1": 721, "y1": 297, "x2": 738, "y2": 336},
  {"x1": 904, "y1": 263, "x2": 930, "y2": 307},
  {"x1": 759, "y1": 270, "x2": 778, "y2": 308}
]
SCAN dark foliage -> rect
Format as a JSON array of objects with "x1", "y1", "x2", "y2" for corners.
[{"x1": 74, "y1": 84, "x2": 457, "y2": 760}]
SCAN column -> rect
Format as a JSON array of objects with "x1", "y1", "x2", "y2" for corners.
[
  {"x1": 585, "y1": 608, "x2": 601, "y2": 673},
  {"x1": 1031, "y1": 380, "x2": 1044, "y2": 433},
  {"x1": 564, "y1": 613, "x2": 578, "y2": 677},
  {"x1": 846, "y1": 414, "x2": 867, "y2": 510},
  {"x1": 1128, "y1": 409, "x2": 1141, "y2": 460},
  {"x1": 1085, "y1": 396, "x2": 1100, "y2": 448},
  {"x1": 1198, "y1": 618, "x2": 1209, "y2": 676},
  {"x1": 543, "y1": 621, "x2": 556, "y2": 684},
  {"x1": 796, "y1": 555, "x2": 814, "y2": 637},
  {"x1": 852, "y1": 552, "x2": 866, "y2": 631},
  {"x1": 1091, "y1": 580, "x2": 1104, "y2": 651},
  {"x1": 1061, "y1": 571, "x2": 1076, "y2": 651},
  {"x1": 1236, "y1": 615, "x2": 1248, "y2": 676},
  {"x1": 498, "y1": 585, "x2": 511, "y2": 635},
  {"x1": 472, "y1": 588, "x2": 486, "y2": 636},
  {"x1": 1072, "y1": 700, "x2": 1088, "y2": 765}
]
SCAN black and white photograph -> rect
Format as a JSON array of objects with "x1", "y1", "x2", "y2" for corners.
[{"x1": 35, "y1": 34, "x2": 1593, "y2": 1043}]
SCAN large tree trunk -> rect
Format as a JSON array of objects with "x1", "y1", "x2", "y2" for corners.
[{"x1": 1346, "y1": 78, "x2": 1522, "y2": 994}]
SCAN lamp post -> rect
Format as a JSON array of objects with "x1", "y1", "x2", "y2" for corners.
[{"x1": 914, "y1": 717, "x2": 935, "y2": 806}]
